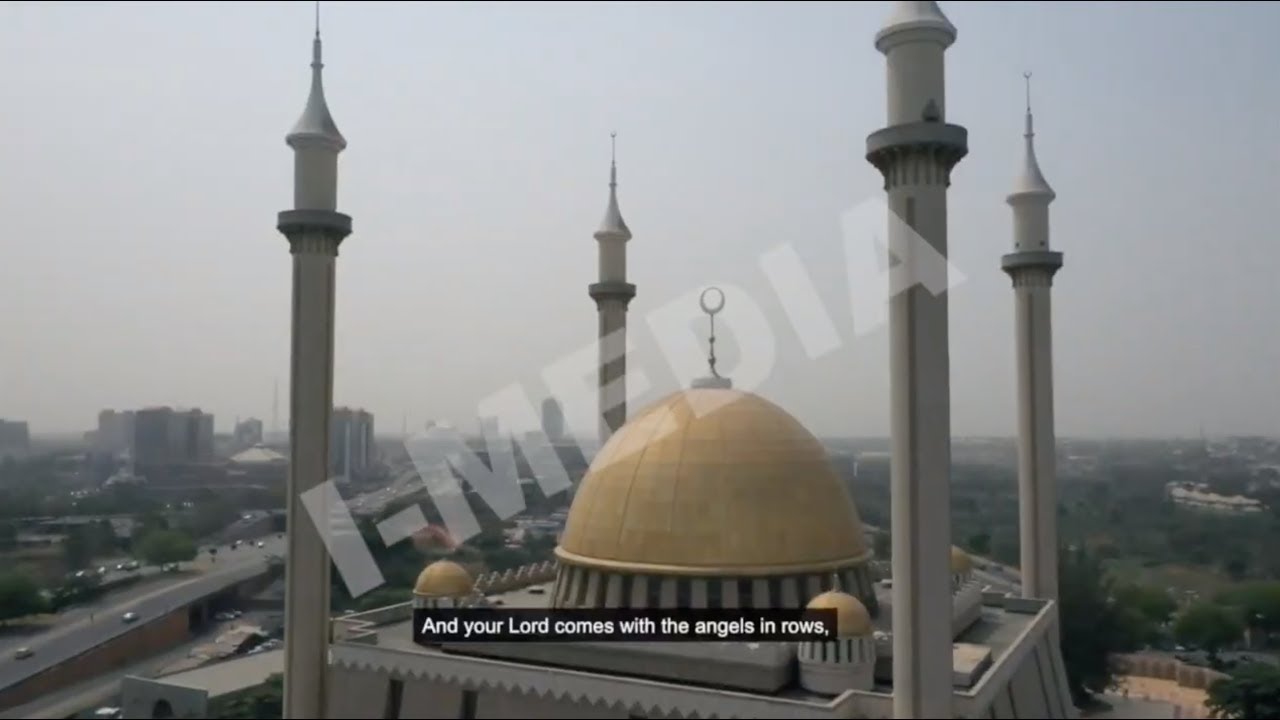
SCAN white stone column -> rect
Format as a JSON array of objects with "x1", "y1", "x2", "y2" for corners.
[
  {"x1": 867, "y1": 3, "x2": 968, "y2": 717},
  {"x1": 278, "y1": 212, "x2": 351, "y2": 719}
]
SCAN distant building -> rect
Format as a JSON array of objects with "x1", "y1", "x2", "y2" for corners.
[
  {"x1": 0, "y1": 419, "x2": 30, "y2": 460},
  {"x1": 331, "y1": 407, "x2": 374, "y2": 478},
  {"x1": 95, "y1": 409, "x2": 136, "y2": 454},
  {"x1": 234, "y1": 418, "x2": 265, "y2": 448},
  {"x1": 540, "y1": 398, "x2": 565, "y2": 443},
  {"x1": 1166, "y1": 481, "x2": 1265, "y2": 514},
  {"x1": 478, "y1": 416, "x2": 500, "y2": 441},
  {"x1": 133, "y1": 407, "x2": 215, "y2": 465}
]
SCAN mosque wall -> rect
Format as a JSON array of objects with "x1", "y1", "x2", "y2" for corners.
[
  {"x1": 327, "y1": 667, "x2": 395, "y2": 719},
  {"x1": 476, "y1": 690, "x2": 631, "y2": 720}
]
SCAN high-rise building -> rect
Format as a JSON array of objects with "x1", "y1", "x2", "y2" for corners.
[
  {"x1": 477, "y1": 416, "x2": 500, "y2": 441},
  {"x1": 133, "y1": 407, "x2": 175, "y2": 465},
  {"x1": 234, "y1": 417, "x2": 265, "y2": 448},
  {"x1": 95, "y1": 409, "x2": 136, "y2": 454},
  {"x1": 0, "y1": 420, "x2": 30, "y2": 460},
  {"x1": 540, "y1": 397, "x2": 565, "y2": 443},
  {"x1": 331, "y1": 407, "x2": 374, "y2": 477},
  {"x1": 131, "y1": 407, "x2": 214, "y2": 465}
]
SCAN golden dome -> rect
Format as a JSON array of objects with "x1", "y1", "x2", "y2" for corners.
[
  {"x1": 807, "y1": 590, "x2": 873, "y2": 637},
  {"x1": 414, "y1": 559, "x2": 473, "y2": 597},
  {"x1": 951, "y1": 546, "x2": 972, "y2": 575},
  {"x1": 556, "y1": 388, "x2": 871, "y2": 576}
]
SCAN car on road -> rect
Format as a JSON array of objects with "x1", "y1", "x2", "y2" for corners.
[
  {"x1": 256, "y1": 540, "x2": 265, "y2": 548},
  {"x1": 13, "y1": 647, "x2": 33, "y2": 660},
  {"x1": 121, "y1": 612, "x2": 140, "y2": 623}
]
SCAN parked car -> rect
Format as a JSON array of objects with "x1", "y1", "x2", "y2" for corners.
[{"x1": 256, "y1": 540, "x2": 265, "y2": 548}]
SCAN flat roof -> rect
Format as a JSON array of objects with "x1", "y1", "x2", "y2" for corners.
[
  {"x1": 158, "y1": 649, "x2": 282, "y2": 698},
  {"x1": 354, "y1": 580, "x2": 1042, "y2": 701}
]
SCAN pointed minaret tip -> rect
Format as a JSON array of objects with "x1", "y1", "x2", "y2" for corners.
[
  {"x1": 1008, "y1": 71, "x2": 1055, "y2": 202},
  {"x1": 286, "y1": 2, "x2": 347, "y2": 152},
  {"x1": 596, "y1": 132, "x2": 630, "y2": 238}
]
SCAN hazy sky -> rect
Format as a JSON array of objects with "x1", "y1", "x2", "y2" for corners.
[{"x1": 3, "y1": 1, "x2": 1278, "y2": 439}]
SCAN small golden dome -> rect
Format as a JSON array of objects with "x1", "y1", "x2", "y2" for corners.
[
  {"x1": 556, "y1": 388, "x2": 871, "y2": 576},
  {"x1": 951, "y1": 546, "x2": 972, "y2": 575},
  {"x1": 807, "y1": 590, "x2": 873, "y2": 637},
  {"x1": 414, "y1": 560, "x2": 473, "y2": 597}
]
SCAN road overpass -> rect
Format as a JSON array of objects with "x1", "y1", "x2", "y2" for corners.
[{"x1": 0, "y1": 536, "x2": 285, "y2": 711}]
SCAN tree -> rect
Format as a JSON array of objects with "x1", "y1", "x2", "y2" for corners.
[
  {"x1": 0, "y1": 570, "x2": 48, "y2": 623},
  {"x1": 1111, "y1": 582, "x2": 1177, "y2": 647},
  {"x1": 1058, "y1": 547, "x2": 1133, "y2": 705},
  {"x1": 1217, "y1": 582, "x2": 1280, "y2": 638},
  {"x1": 217, "y1": 672, "x2": 282, "y2": 719},
  {"x1": 967, "y1": 532, "x2": 991, "y2": 557},
  {"x1": 134, "y1": 529, "x2": 197, "y2": 567},
  {"x1": 1174, "y1": 602, "x2": 1244, "y2": 661},
  {"x1": 1206, "y1": 662, "x2": 1280, "y2": 719},
  {"x1": 63, "y1": 526, "x2": 92, "y2": 570},
  {"x1": 137, "y1": 510, "x2": 169, "y2": 534},
  {"x1": 1114, "y1": 583, "x2": 1177, "y2": 625}
]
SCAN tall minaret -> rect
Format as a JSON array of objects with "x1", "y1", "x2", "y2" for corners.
[
  {"x1": 276, "y1": 6, "x2": 351, "y2": 718},
  {"x1": 588, "y1": 133, "x2": 636, "y2": 446},
  {"x1": 864, "y1": 2, "x2": 968, "y2": 718},
  {"x1": 1003, "y1": 74, "x2": 1063, "y2": 602}
]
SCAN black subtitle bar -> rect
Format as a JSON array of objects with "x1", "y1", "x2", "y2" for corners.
[{"x1": 412, "y1": 607, "x2": 838, "y2": 643}]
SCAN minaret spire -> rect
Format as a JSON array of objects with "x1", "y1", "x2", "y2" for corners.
[
  {"x1": 598, "y1": 132, "x2": 629, "y2": 236},
  {"x1": 1009, "y1": 71, "x2": 1053, "y2": 200},
  {"x1": 288, "y1": 1, "x2": 346, "y2": 155}
]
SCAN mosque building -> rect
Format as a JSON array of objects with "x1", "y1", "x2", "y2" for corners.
[{"x1": 121, "y1": 1, "x2": 1076, "y2": 718}]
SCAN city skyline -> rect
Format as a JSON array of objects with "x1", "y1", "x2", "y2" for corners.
[{"x1": 2, "y1": 1, "x2": 1279, "y2": 439}]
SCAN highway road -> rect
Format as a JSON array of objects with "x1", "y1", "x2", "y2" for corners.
[{"x1": 0, "y1": 534, "x2": 285, "y2": 694}]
